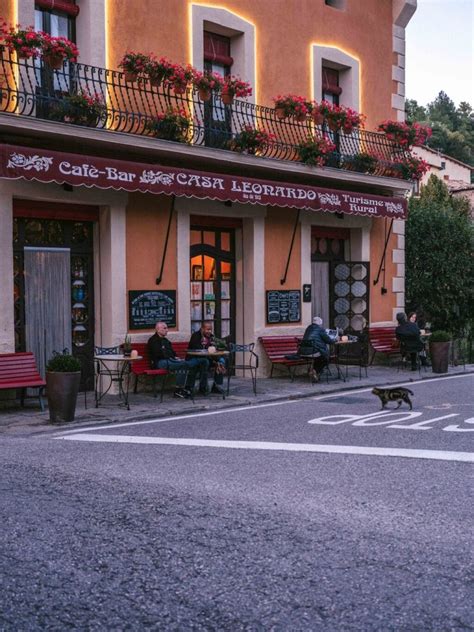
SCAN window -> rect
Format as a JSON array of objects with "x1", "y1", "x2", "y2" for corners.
[
  {"x1": 322, "y1": 66, "x2": 341, "y2": 105},
  {"x1": 325, "y1": 0, "x2": 346, "y2": 10},
  {"x1": 35, "y1": 1, "x2": 77, "y2": 42},
  {"x1": 203, "y1": 31, "x2": 233, "y2": 149}
]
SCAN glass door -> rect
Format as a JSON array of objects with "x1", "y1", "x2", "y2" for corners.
[{"x1": 190, "y1": 228, "x2": 235, "y2": 340}]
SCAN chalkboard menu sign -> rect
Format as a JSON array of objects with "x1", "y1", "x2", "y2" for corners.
[
  {"x1": 266, "y1": 290, "x2": 301, "y2": 324},
  {"x1": 129, "y1": 290, "x2": 176, "y2": 329}
]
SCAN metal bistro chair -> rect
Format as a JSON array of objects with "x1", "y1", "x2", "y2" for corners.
[
  {"x1": 227, "y1": 343, "x2": 259, "y2": 396},
  {"x1": 94, "y1": 345, "x2": 122, "y2": 403},
  {"x1": 397, "y1": 341, "x2": 427, "y2": 374}
]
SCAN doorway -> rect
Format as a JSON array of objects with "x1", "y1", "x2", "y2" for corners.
[
  {"x1": 13, "y1": 216, "x2": 95, "y2": 387},
  {"x1": 190, "y1": 226, "x2": 236, "y2": 341}
]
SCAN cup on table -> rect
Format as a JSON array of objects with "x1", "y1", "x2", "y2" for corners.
[
  {"x1": 130, "y1": 349, "x2": 138, "y2": 358},
  {"x1": 420, "y1": 329, "x2": 426, "y2": 335},
  {"x1": 341, "y1": 335, "x2": 349, "y2": 342},
  {"x1": 207, "y1": 345, "x2": 217, "y2": 354}
]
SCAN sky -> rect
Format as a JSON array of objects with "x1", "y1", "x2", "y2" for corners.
[{"x1": 405, "y1": 0, "x2": 474, "y2": 107}]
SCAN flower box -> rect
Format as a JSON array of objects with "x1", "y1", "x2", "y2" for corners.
[{"x1": 144, "y1": 108, "x2": 190, "y2": 143}]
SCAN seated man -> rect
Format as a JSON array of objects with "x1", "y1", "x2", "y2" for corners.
[
  {"x1": 395, "y1": 312, "x2": 425, "y2": 371},
  {"x1": 299, "y1": 316, "x2": 335, "y2": 381},
  {"x1": 148, "y1": 321, "x2": 207, "y2": 398},
  {"x1": 188, "y1": 321, "x2": 227, "y2": 395}
]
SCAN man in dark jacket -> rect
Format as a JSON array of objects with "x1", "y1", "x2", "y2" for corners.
[
  {"x1": 395, "y1": 312, "x2": 425, "y2": 370},
  {"x1": 188, "y1": 321, "x2": 227, "y2": 395},
  {"x1": 148, "y1": 322, "x2": 207, "y2": 398},
  {"x1": 299, "y1": 316, "x2": 335, "y2": 380}
]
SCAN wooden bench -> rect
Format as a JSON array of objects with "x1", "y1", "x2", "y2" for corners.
[
  {"x1": 368, "y1": 326, "x2": 400, "y2": 365},
  {"x1": 0, "y1": 352, "x2": 46, "y2": 411},
  {"x1": 131, "y1": 341, "x2": 189, "y2": 400},
  {"x1": 259, "y1": 335, "x2": 312, "y2": 380}
]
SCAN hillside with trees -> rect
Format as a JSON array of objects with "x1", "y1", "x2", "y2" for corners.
[{"x1": 405, "y1": 91, "x2": 473, "y2": 176}]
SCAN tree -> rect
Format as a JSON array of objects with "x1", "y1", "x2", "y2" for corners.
[
  {"x1": 405, "y1": 91, "x2": 474, "y2": 171},
  {"x1": 405, "y1": 175, "x2": 474, "y2": 335}
]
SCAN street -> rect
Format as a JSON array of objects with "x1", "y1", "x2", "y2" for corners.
[{"x1": 1, "y1": 373, "x2": 473, "y2": 630}]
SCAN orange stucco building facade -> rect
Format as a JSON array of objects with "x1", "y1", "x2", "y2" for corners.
[{"x1": 0, "y1": 0, "x2": 416, "y2": 382}]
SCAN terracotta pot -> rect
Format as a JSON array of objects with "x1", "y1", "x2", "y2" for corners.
[
  {"x1": 44, "y1": 53, "x2": 64, "y2": 70},
  {"x1": 173, "y1": 84, "x2": 187, "y2": 95},
  {"x1": 327, "y1": 119, "x2": 340, "y2": 132},
  {"x1": 275, "y1": 107, "x2": 287, "y2": 120},
  {"x1": 124, "y1": 70, "x2": 138, "y2": 83},
  {"x1": 221, "y1": 88, "x2": 234, "y2": 105},
  {"x1": 312, "y1": 111, "x2": 324, "y2": 125},
  {"x1": 198, "y1": 88, "x2": 211, "y2": 102},
  {"x1": 149, "y1": 77, "x2": 162, "y2": 88},
  {"x1": 296, "y1": 112, "x2": 307, "y2": 122},
  {"x1": 17, "y1": 51, "x2": 31, "y2": 60}
]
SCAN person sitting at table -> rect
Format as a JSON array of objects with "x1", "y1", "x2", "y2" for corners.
[
  {"x1": 395, "y1": 312, "x2": 427, "y2": 370},
  {"x1": 148, "y1": 322, "x2": 207, "y2": 398},
  {"x1": 299, "y1": 316, "x2": 335, "y2": 381},
  {"x1": 188, "y1": 321, "x2": 227, "y2": 395}
]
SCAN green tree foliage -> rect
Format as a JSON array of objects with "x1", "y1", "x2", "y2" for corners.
[
  {"x1": 405, "y1": 175, "x2": 474, "y2": 334},
  {"x1": 405, "y1": 91, "x2": 474, "y2": 171}
]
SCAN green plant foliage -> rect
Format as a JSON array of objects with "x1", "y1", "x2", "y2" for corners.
[
  {"x1": 429, "y1": 330, "x2": 452, "y2": 342},
  {"x1": 405, "y1": 175, "x2": 474, "y2": 334},
  {"x1": 46, "y1": 349, "x2": 81, "y2": 372}
]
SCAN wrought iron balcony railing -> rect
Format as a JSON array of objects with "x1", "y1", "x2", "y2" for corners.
[{"x1": 0, "y1": 49, "x2": 410, "y2": 178}]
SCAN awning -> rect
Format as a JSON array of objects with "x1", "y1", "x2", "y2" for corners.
[{"x1": 0, "y1": 143, "x2": 407, "y2": 219}]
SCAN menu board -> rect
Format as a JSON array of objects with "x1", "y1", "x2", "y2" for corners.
[
  {"x1": 266, "y1": 290, "x2": 301, "y2": 324},
  {"x1": 129, "y1": 290, "x2": 176, "y2": 329}
]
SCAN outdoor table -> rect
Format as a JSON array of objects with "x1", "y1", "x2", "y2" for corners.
[
  {"x1": 332, "y1": 339, "x2": 360, "y2": 380},
  {"x1": 94, "y1": 354, "x2": 142, "y2": 410},
  {"x1": 185, "y1": 350, "x2": 230, "y2": 358}
]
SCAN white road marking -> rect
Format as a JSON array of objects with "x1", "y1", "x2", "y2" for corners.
[
  {"x1": 56, "y1": 433, "x2": 474, "y2": 463},
  {"x1": 53, "y1": 373, "x2": 474, "y2": 437}
]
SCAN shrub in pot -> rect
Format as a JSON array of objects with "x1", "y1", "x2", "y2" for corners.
[
  {"x1": 429, "y1": 330, "x2": 451, "y2": 374},
  {"x1": 46, "y1": 349, "x2": 81, "y2": 423}
]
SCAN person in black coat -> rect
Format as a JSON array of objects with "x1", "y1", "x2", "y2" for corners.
[
  {"x1": 395, "y1": 312, "x2": 425, "y2": 370},
  {"x1": 188, "y1": 321, "x2": 227, "y2": 395},
  {"x1": 148, "y1": 322, "x2": 207, "y2": 398},
  {"x1": 299, "y1": 316, "x2": 335, "y2": 381}
]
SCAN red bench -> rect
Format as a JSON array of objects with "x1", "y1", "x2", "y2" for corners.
[
  {"x1": 0, "y1": 352, "x2": 46, "y2": 411},
  {"x1": 131, "y1": 341, "x2": 189, "y2": 400},
  {"x1": 369, "y1": 326, "x2": 400, "y2": 365},
  {"x1": 259, "y1": 335, "x2": 312, "y2": 380}
]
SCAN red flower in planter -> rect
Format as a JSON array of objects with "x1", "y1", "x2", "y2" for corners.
[
  {"x1": 273, "y1": 94, "x2": 311, "y2": 120},
  {"x1": 0, "y1": 20, "x2": 43, "y2": 58},
  {"x1": 378, "y1": 120, "x2": 432, "y2": 148},
  {"x1": 297, "y1": 136, "x2": 336, "y2": 167}
]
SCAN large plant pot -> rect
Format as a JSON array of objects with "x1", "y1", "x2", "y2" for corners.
[
  {"x1": 429, "y1": 341, "x2": 450, "y2": 374},
  {"x1": 46, "y1": 371, "x2": 81, "y2": 423}
]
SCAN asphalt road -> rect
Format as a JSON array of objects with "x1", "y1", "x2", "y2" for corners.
[{"x1": 1, "y1": 373, "x2": 473, "y2": 631}]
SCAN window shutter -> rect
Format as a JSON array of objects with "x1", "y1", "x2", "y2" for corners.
[
  {"x1": 204, "y1": 31, "x2": 233, "y2": 67},
  {"x1": 35, "y1": 0, "x2": 80, "y2": 17},
  {"x1": 322, "y1": 67, "x2": 342, "y2": 95}
]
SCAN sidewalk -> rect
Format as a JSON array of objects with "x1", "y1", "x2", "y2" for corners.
[{"x1": 1, "y1": 363, "x2": 473, "y2": 434}]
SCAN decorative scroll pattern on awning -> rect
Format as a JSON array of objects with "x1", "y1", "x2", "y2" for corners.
[{"x1": 0, "y1": 143, "x2": 407, "y2": 218}]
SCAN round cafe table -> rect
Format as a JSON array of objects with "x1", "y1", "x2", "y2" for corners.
[{"x1": 94, "y1": 354, "x2": 142, "y2": 410}]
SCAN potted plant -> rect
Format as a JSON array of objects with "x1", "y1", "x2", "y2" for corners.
[
  {"x1": 229, "y1": 125, "x2": 275, "y2": 154},
  {"x1": 388, "y1": 155, "x2": 429, "y2": 181},
  {"x1": 192, "y1": 69, "x2": 224, "y2": 101},
  {"x1": 322, "y1": 102, "x2": 365, "y2": 133},
  {"x1": 41, "y1": 33, "x2": 79, "y2": 69},
  {"x1": 378, "y1": 120, "x2": 432, "y2": 148},
  {"x1": 49, "y1": 89, "x2": 105, "y2": 126},
  {"x1": 220, "y1": 75, "x2": 252, "y2": 105},
  {"x1": 144, "y1": 55, "x2": 173, "y2": 88},
  {"x1": 144, "y1": 108, "x2": 190, "y2": 142},
  {"x1": 343, "y1": 152, "x2": 378, "y2": 174},
  {"x1": 118, "y1": 51, "x2": 149, "y2": 83},
  {"x1": 310, "y1": 100, "x2": 325, "y2": 125},
  {"x1": 0, "y1": 20, "x2": 43, "y2": 59},
  {"x1": 272, "y1": 94, "x2": 310, "y2": 121},
  {"x1": 168, "y1": 62, "x2": 194, "y2": 95},
  {"x1": 296, "y1": 136, "x2": 336, "y2": 166},
  {"x1": 46, "y1": 349, "x2": 82, "y2": 423},
  {"x1": 429, "y1": 330, "x2": 451, "y2": 373}
]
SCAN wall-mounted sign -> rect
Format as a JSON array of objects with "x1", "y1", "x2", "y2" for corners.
[
  {"x1": 266, "y1": 290, "x2": 301, "y2": 324},
  {"x1": 303, "y1": 284, "x2": 312, "y2": 302},
  {"x1": 129, "y1": 290, "x2": 176, "y2": 330}
]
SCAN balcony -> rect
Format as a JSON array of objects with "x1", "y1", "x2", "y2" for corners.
[{"x1": 0, "y1": 49, "x2": 411, "y2": 181}]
